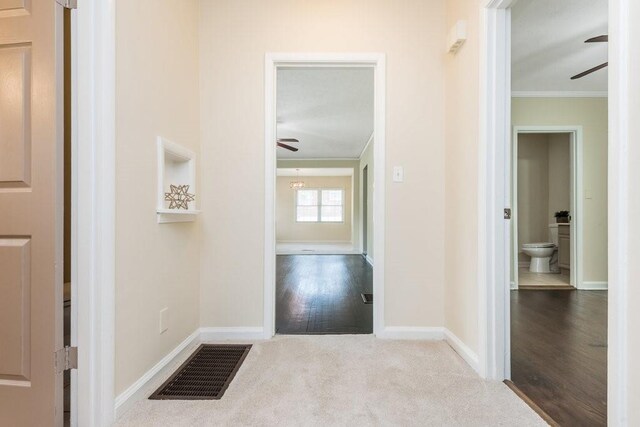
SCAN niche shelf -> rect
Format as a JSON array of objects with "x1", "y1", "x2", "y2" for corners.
[{"x1": 156, "y1": 137, "x2": 200, "y2": 224}]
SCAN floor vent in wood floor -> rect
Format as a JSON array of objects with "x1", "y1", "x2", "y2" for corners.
[
  {"x1": 361, "y1": 293, "x2": 373, "y2": 304},
  {"x1": 149, "y1": 344, "x2": 251, "y2": 400}
]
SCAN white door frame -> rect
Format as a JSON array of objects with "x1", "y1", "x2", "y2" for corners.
[
  {"x1": 511, "y1": 127, "x2": 584, "y2": 289},
  {"x1": 264, "y1": 53, "x2": 386, "y2": 337},
  {"x1": 480, "y1": 0, "x2": 631, "y2": 424},
  {"x1": 73, "y1": 0, "x2": 116, "y2": 425}
]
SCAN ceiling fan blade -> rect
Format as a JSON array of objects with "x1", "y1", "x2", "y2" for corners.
[
  {"x1": 571, "y1": 62, "x2": 608, "y2": 80},
  {"x1": 277, "y1": 138, "x2": 299, "y2": 143},
  {"x1": 277, "y1": 142, "x2": 299, "y2": 152},
  {"x1": 585, "y1": 35, "x2": 608, "y2": 43}
]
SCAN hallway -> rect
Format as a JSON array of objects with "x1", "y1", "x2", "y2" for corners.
[
  {"x1": 276, "y1": 255, "x2": 373, "y2": 334},
  {"x1": 116, "y1": 336, "x2": 544, "y2": 426}
]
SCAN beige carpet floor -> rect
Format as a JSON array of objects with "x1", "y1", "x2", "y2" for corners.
[{"x1": 116, "y1": 335, "x2": 546, "y2": 426}]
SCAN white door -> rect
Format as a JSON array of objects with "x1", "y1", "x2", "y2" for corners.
[{"x1": 0, "y1": 0, "x2": 65, "y2": 424}]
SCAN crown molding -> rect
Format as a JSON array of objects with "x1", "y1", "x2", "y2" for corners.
[{"x1": 512, "y1": 91, "x2": 608, "y2": 98}]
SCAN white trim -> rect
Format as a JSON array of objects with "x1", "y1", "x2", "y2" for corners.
[
  {"x1": 276, "y1": 240, "x2": 353, "y2": 244},
  {"x1": 377, "y1": 327, "x2": 444, "y2": 340},
  {"x1": 512, "y1": 91, "x2": 608, "y2": 98},
  {"x1": 358, "y1": 132, "x2": 374, "y2": 160},
  {"x1": 365, "y1": 255, "x2": 374, "y2": 267},
  {"x1": 511, "y1": 126, "x2": 584, "y2": 290},
  {"x1": 608, "y1": 1, "x2": 631, "y2": 423},
  {"x1": 277, "y1": 250, "x2": 361, "y2": 255},
  {"x1": 581, "y1": 281, "x2": 608, "y2": 290},
  {"x1": 277, "y1": 168, "x2": 353, "y2": 177},
  {"x1": 113, "y1": 329, "x2": 200, "y2": 419},
  {"x1": 265, "y1": 53, "x2": 386, "y2": 339},
  {"x1": 510, "y1": 281, "x2": 517, "y2": 290},
  {"x1": 74, "y1": 0, "x2": 116, "y2": 425},
  {"x1": 200, "y1": 327, "x2": 266, "y2": 341},
  {"x1": 278, "y1": 157, "x2": 360, "y2": 161},
  {"x1": 478, "y1": 0, "x2": 514, "y2": 382},
  {"x1": 517, "y1": 261, "x2": 529, "y2": 268},
  {"x1": 444, "y1": 329, "x2": 480, "y2": 374}
]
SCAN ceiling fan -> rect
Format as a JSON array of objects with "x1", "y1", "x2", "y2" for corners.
[
  {"x1": 571, "y1": 35, "x2": 608, "y2": 80},
  {"x1": 277, "y1": 138, "x2": 299, "y2": 152}
]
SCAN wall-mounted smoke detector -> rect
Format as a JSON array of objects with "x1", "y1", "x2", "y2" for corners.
[{"x1": 447, "y1": 20, "x2": 467, "y2": 54}]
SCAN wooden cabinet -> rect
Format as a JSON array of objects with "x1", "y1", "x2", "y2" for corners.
[{"x1": 558, "y1": 224, "x2": 571, "y2": 271}]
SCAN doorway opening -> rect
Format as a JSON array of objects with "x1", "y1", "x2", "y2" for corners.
[
  {"x1": 273, "y1": 67, "x2": 374, "y2": 334},
  {"x1": 264, "y1": 54, "x2": 386, "y2": 338},
  {"x1": 504, "y1": 0, "x2": 609, "y2": 425},
  {"x1": 511, "y1": 129, "x2": 583, "y2": 290}
]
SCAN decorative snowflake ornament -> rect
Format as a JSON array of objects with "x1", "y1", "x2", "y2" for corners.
[{"x1": 164, "y1": 184, "x2": 195, "y2": 210}]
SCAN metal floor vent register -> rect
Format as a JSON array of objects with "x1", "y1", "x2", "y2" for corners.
[{"x1": 149, "y1": 344, "x2": 251, "y2": 400}]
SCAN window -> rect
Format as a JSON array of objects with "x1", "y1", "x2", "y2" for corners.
[{"x1": 296, "y1": 189, "x2": 344, "y2": 222}]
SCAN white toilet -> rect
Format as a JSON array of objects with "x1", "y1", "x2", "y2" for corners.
[{"x1": 522, "y1": 224, "x2": 560, "y2": 273}]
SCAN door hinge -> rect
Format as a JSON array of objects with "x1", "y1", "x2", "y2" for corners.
[
  {"x1": 504, "y1": 208, "x2": 512, "y2": 220},
  {"x1": 55, "y1": 346, "x2": 78, "y2": 373},
  {"x1": 56, "y1": 0, "x2": 77, "y2": 9}
]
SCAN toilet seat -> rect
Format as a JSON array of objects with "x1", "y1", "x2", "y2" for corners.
[{"x1": 522, "y1": 242, "x2": 555, "y2": 249}]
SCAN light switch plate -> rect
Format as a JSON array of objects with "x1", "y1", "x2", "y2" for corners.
[
  {"x1": 159, "y1": 308, "x2": 169, "y2": 334},
  {"x1": 393, "y1": 166, "x2": 404, "y2": 182}
]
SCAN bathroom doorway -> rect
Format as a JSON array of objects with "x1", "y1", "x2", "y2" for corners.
[{"x1": 511, "y1": 128, "x2": 583, "y2": 289}]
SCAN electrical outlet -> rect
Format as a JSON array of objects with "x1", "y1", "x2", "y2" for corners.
[{"x1": 159, "y1": 308, "x2": 169, "y2": 334}]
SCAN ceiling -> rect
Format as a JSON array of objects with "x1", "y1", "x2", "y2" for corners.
[
  {"x1": 276, "y1": 67, "x2": 374, "y2": 159},
  {"x1": 512, "y1": 0, "x2": 608, "y2": 93}
]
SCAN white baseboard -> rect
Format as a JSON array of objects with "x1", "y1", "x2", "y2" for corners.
[
  {"x1": 518, "y1": 261, "x2": 530, "y2": 268},
  {"x1": 580, "y1": 281, "x2": 608, "y2": 290},
  {"x1": 277, "y1": 249, "x2": 361, "y2": 255},
  {"x1": 444, "y1": 328, "x2": 480, "y2": 374},
  {"x1": 200, "y1": 326, "x2": 267, "y2": 341},
  {"x1": 376, "y1": 326, "x2": 444, "y2": 340},
  {"x1": 114, "y1": 328, "x2": 200, "y2": 419},
  {"x1": 365, "y1": 255, "x2": 373, "y2": 266},
  {"x1": 276, "y1": 240, "x2": 352, "y2": 244}
]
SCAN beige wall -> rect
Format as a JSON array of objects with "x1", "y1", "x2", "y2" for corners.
[
  {"x1": 278, "y1": 159, "x2": 361, "y2": 247},
  {"x1": 512, "y1": 98, "x2": 608, "y2": 283},
  {"x1": 199, "y1": 0, "x2": 446, "y2": 329},
  {"x1": 444, "y1": 0, "x2": 480, "y2": 355},
  {"x1": 115, "y1": 0, "x2": 201, "y2": 395},
  {"x1": 517, "y1": 134, "x2": 550, "y2": 250},
  {"x1": 547, "y1": 134, "x2": 571, "y2": 223},
  {"x1": 360, "y1": 139, "x2": 374, "y2": 258},
  {"x1": 276, "y1": 175, "x2": 353, "y2": 243}
]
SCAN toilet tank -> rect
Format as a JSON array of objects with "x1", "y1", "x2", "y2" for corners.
[{"x1": 549, "y1": 224, "x2": 559, "y2": 245}]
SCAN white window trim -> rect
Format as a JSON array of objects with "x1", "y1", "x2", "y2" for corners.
[{"x1": 295, "y1": 188, "x2": 345, "y2": 223}]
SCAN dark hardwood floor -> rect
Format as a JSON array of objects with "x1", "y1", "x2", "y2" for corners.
[
  {"x1": 276, "y1": 255, "x2": 373, "y2": 334},
  {"x1": 511, "y1": 290, "x2": 607, "y2": 426}
]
